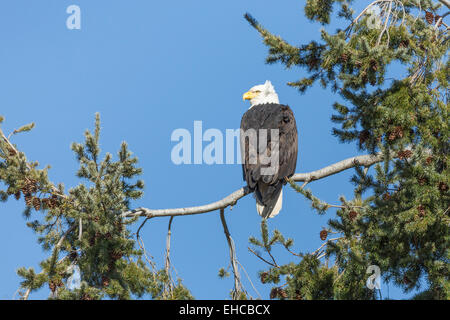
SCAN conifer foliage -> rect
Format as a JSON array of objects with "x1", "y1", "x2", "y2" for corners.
[
  {"x1": 1, "y1": 114, "x2": 192, "y2": 300},
  {"x1": 245, "y1": 0, "x2": 448, "y2": 299}
]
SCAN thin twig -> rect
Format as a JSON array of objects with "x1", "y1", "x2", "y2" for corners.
[
  {"x1": 266, "y1": 246, "x2": 278, "y2": 268},
  {"x1": 312, "y1": 237, "x2": 343, "y2": 256},
  {"x1": 236, "y1": 260, "x2": 261, "y2": 299},
  {"x1": 377, "y1": 1, "x2": 393, "y2": 46},
  {"x1": 135, "y1": 217, "x2": 157, "y2": 273},
  {"x1": 248, "y1": 247, "x2": 279, "y2": 268}
]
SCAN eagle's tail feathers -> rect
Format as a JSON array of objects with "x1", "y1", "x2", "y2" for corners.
[{"x1": 256, "y1": 189, "x2": 283, "y2": 219}]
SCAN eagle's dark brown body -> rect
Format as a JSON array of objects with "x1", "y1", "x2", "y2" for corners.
[{"x1": 240, "y1": 103, "x2": 298, "y2": 218}]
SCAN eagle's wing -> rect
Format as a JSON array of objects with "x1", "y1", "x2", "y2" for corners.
[
  {"x1": 276, "y1": 105, "x2": 298, "y2": 180},
  {"x1": 240, "y1": 103, "x2": 298, "y2": 197}
]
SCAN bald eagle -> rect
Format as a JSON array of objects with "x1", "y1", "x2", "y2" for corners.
[{"x1": 241, "y1": 81, "x2": 298, "y2": 219}]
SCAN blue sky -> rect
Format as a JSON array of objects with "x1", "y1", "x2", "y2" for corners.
[{"x1": 0, "y1": 0, "x2": 412, "y2": 299}]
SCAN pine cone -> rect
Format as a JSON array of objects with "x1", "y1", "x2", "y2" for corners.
[
  {"x1": 49, "y1": 281, "x2": 57, "y2": 293},
  {"x1": 320, "y1": 230, "x2": 328, "y2": 241},
  {"x1": 383, "y1": 192, "x2": 391, "y2": 201},
  {"x1": 50, "y1": 197, "x2": 58, "y2": 209},
  {"x1": 397, "y1": 150, "x2": 412, "y2": 160},
  {"x1": 14, "y1": 191, "x2": 21, "y2": 200},
  {"x1": 394, "y1": 126, "x2": 403, "y2": 138},
  {"x1": 269, "y1": 287, "x2": 287, "y2": 299},
  {"x1": 102, "y1": 276, "x2": 110, "y2": 287},
  {"x1": 425, "y1": 156, "x2": 433, "y2": 165},
  {"x1": 349, "y1": 211, "x2": 358, "y2": 221},
  {"x1": 260, "y1": 272, "x2": 269, "y2": 283},
  {"x1": 24, "y1": 194, "x2": 33, "y2": 207},
  {"x1": 278, "y1": 289, "x2": 288, "y2": 299},
  {"x1": 438, "y1": 182, "x2": 448, "y2": 192},
  {"x1": 425, "y1": 11, "x2": 434, "y2": 24},
  {"x1": 41, "y1": 198, "x2": 49, "y2": 209},
  {"x1": 388, "y1": 126, "x2": 403, "y2": 141},
  {"x1": 270, "y1": 287, "x2": 279, "y2": 299},
  {"x1": 307, "y1": 58, "x2": 319, "y2": 68},
  {"x1": 370, "y1": 59, "x2": 378, "y2": 71},
  {"x1": 20, "y1": 185, "x2": 29, "y2": 195},
  {"x1": 25, "y1": 179, "x2": 38, "y2": 194},
  {"x1": 417, "y1": 205, "x2": 426, "y2": 217},
  {"x1": 32, "y1": 197, "x2": 41, "y2": 211},
  {"x1": 359, "y1": 130, "x2": 370, "y2": 146},
  {"x1": 418, "y1": 177, "x2": 427, "y2": 186}
]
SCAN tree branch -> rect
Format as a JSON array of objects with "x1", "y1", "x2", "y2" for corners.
[
  {"x1": 247, "y1": 247, "x2": 279, "y2": 268},
  {"x1": 220, "y1": 208, "x2": 244, "y2": 299},
  {"x1": 122, "y1": 153, "x2": 385, "y2": 220},
  {"x1": 438, "y1": 0, "x2": 450, "y2": 9},
  {"x1": 162, "y1": 216, "x2": 175, "y2": 297},
  {"x1": 164, "y1": 217, "x2": 174, "y2": 276},
  {"x1": 20, "y1": 223, "x2": 76, "y2": 300}
]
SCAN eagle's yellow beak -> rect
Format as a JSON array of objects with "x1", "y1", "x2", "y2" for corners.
[{"x1": 243, "y1": 91, "x2": 258, "y2": 101}]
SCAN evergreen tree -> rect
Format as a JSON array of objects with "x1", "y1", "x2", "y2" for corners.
[
  {"x1": 245, "y1": 0, "x2": 448, "y2": 300},
  {"x1": 1, "y1": 114, "x2": 192, "y2": 300}
]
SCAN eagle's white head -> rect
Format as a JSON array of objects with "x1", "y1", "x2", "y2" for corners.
[{"x1": 243, "y1": 80, "x2": 279, "y2": 108}]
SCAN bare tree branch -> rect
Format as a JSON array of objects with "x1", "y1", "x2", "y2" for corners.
[
  {"x1": 220, "y1": 208, "x2": 244, "y2": 299},
  {"x1": 122, "y1": 153, "x2": 385, "y2": 220},
  {"x1": 438, "y1": 0, "x2": 450, "y2": 9},
  {"x1": 164, "y1": 216, "x2": 175, "y2": 295},
  {"x1": 165, "y1": 216, "x2": 174, "y2": 277}
]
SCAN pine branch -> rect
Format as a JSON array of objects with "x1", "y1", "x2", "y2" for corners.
[
  {"x1": 122, "y1": 153, "x2": 386, "y2": 219},
  {"x1": 19, "y1": 224, "x2": 76, "y2": 300},
  {"x1": 0, "y1": 126, "x2": 68, "y2": 199}
]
